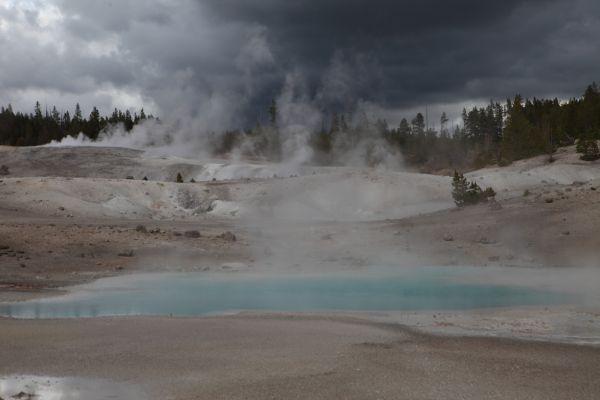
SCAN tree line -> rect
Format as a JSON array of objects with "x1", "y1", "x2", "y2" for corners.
[
  {"x1": 0, "y1": 102, "x2": 155, "y2": 146},
  {"x1": 211, "y1": 82, "x2": 600, "y2": 170},
  {"x1": 1, "y1": 82, "x2": 599, "y2": 170}
]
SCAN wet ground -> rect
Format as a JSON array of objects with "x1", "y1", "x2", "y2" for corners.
[{"x1": 0, "y1": 375, "x2": 145, "y2": 400}]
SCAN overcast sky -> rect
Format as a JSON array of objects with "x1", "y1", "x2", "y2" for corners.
[{"x1": 1, "y1": 0, "x2": 599, "y2": 127}]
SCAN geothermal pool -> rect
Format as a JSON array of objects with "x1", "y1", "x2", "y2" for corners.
[
  {"x1": 0, "y1": 267, "x2": 576, "y2": 319},
  {"x1": 0, "y1": 375, "x2": 145, "y2": 400}
]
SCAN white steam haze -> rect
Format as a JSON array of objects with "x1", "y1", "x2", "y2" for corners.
[
  {"x1": 46, "y1": 27, "x2": 404, "y2": 172},
  {"x1": 28, "y1": 1, "x2": 599, "y2": 297},
  {"x1": 48, "y1": 27, "x2": 275, "y2": 159},
  {"x1": 2, "y1": 1, "x2": 600, "y2": 362}
]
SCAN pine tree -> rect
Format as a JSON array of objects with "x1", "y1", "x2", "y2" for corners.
[
  {"x1": 411, "y1": 113, "x2": 425, "y2": 136},
  {"x1": 124, "y1": 110, "x2": 134, "y2": 131},
  {"x1": 110, "y1": 108, "x2": 119, "y2": 124},
  {"x1": 62, "y1": 111, "x2": 71, "y2": 128},
  {"x1": 500, "y1": 95, "x2": 541, "y2": 163},
  {"x1": 398, "y1": 118, "x2": 410, "y2": 136},
  {"x1": 88, "y1": 107, "x2": 101, "y2": 139},
  {"x1": 51, "y1": 106, "x2": 60, "y2": 124},
  {"x1": 452, "y1": 171, "x2": 495, "y2": 207},
  {"x1": 451, "y1": 171, "x2": 469, "y2": 207},
  {"x1": 74, "y1": 103, "x2": 82, "y2": 122},
  {"x1": 440, "y1": 112, "x2": 449, "y2": 137},
  {"x1": 34, "y1": 101, "x2": 43, "y2": 120}
]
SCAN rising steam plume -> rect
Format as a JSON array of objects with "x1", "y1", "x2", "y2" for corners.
[{"x1": 48, "y1": 31, "x2": 403, "y2": 171}]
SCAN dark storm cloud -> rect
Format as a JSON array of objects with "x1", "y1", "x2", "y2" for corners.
[
  {"x1": 199, "y1": 0, "x2": 554, "y2": 72},
  {"x1": 200, "y1": 0, "x2": 600, "y2": 109},
  {"x1": 1, "y1": 0, "x2": 599, "y2": 123},
  {"x1": 203, "y1": 0, "x2": 548, "y2": 38}
]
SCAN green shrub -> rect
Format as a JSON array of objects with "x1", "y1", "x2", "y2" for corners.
[
  {"x1": 579, "y1": 140, "x2": 600, "y2": 161},
  {"x1": 452, "y1": 171, "x2": 496, "y2": 207}
]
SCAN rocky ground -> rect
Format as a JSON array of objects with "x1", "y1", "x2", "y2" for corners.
[
  {"x1": 1, "y1": 172, "x2": 598, "y2": 300},
  {"x1": 1, "y1": 315, "x2": 600, "y2": 400},
  {"x1": 0, "y1": 145, "x2": 599, "y2": 399}
]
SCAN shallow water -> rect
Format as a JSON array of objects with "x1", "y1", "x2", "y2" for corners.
[
  {"x1": 0, "y1": 375, "x2": 145, "y2": 400},
  {"x1": 0, "y1": 267, "x2": 576, "y2": 319}
]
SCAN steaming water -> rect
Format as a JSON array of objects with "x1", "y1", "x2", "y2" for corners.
[
  {"x1": 0, "y1": 375, "x2": 145, "y2": 400},
  {"x1": 0, "y1": 267, "x2": 575, "y2": 319}
]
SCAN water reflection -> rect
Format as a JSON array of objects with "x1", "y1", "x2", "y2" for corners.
[
  {"x1": 0, "y1": 375, "x2": 145, "y2": 400},
  {"x1": 0, "y1": 267, "x2": 577, "y2": 319}
]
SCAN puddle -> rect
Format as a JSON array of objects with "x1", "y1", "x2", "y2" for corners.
[
  {"x1": 0, "y1": 267, "x2": 578, "y2": 319},
  {"x1": 0, "y1": 375, "x2": 145, "y2": 400}
]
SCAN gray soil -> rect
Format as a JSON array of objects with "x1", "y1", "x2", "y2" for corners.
[
  {"x1": 1, "y1": 315, "x2": 599, "y2": 400},
  {"x1": 1, "y1": 181, "x2": 598, "y2": 299},
  {"x1": 1, "y1": 146, "x2": 599, "y2": 399}
]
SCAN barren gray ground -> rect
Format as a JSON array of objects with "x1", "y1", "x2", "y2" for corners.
[
  {"x1": 2, "y1": 315, "x2": 600, "y2": 400},
  {"x1": 1, "y1": 146, "x2": 599, "y2": 399}
]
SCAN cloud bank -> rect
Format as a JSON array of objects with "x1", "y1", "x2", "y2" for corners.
[{"x1": 1, "y1": 0, "x2": 599, "y2": 127}]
